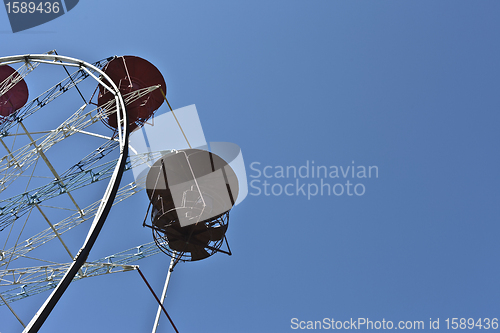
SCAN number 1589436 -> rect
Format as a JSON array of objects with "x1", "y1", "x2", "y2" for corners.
[{"x1": 5, "y1": 2, "x2": 60, "y2": 14}]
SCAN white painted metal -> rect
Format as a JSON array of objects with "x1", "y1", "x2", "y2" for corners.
[
  {"x1": 152, "y1": 253, "x2": 176, "y2": 333},
  {"x1": 0, "y1": 53, "x2": 171, "y2": 333}
]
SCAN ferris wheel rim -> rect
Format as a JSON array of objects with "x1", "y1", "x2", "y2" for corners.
[{"x1": 0, "y1": 52, "x2": 132, "y2": 332}]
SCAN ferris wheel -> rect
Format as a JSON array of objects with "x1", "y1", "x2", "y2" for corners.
[
  {"x1": 0, "y1": 51, "x2": 247, "y2": 332},
  {"x1": 0, "y1": 51, "x2": 162, "y2": 332}
]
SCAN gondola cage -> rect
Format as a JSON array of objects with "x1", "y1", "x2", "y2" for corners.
[{"x1": 145, "y1": 148, "x2": 239, "y2": 263}]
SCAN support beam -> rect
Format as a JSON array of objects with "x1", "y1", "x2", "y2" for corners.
[
  {"x1": 0, "y1": 292, "x2": 25, "y2": 328},
  {"x1": 19, "y1": 121, "x2": 83, "y2": 217},
  {"x1": 34, "y1": 204, "x2": 73, "y2": 260},
  {"x1": 152, "y1": 253, "x2": 176, "y2": 333}
]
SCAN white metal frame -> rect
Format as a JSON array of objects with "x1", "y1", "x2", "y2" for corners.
[{"x1": 0, "y1": 53, "x2": 129, "y2": 333}]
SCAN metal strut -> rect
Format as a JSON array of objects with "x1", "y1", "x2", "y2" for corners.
[
  {"x1": 152, "y1": 253, "x2": 177, "y2": 333},
  {"x1": 11, "y1": 53, "x2": 131, "y2": 333},
  {"x1": 137, "y1": 267, "x2": 179, "y2": 333}
]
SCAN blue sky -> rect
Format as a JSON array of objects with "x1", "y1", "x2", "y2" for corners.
[{"x1": 1, "y1": 1, "x2": 500, "y2": 332}]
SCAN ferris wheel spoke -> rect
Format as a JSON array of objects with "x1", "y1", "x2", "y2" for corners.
[
  {"x1": 0, "y1": 150, "x2": 159, "y2": 281},
  {"x1": 34, "y1": 205, "x2": 74, "y2": 260},
  {"x1": 0, "y1": 155, "x2": 40, "y2": 253},
  {"x1": 8, "y1": 254, "x2": 60, "y2": 265},
  {"x1": 0, "y1": 101, "x2": 112, "y2": 193},
  {"x1": 0, "y1": 180, "x2": 144, "y2": 269},
  {"x1": 70, "y1": 129, "x2": 116, "y2": 141},
  {"x1": 0, "y1": 138, "x2": 22, "y2": 171},
  {"x1": 36, "y1": 205, "x2": 78, "y2": 211},
  {"x1": 18, "y1": 121, "x2": 83, "y2": 216},
  {"x1": 0, "y1": 57, "x2": 112, "y2": 136},
  {"x1": 0, "y1": 84, "x2": 161, "y2": 195},
  {"x1": 0, "y1": 140, "x2": 118, "y2": 232},
  {"x1": 0, "y1": 145, "x2": 161, "y2": 234},
  {"x1": 0, "y1": 104, "x2": 94, "y2": 193},
  {"x1": 0, "y1": 292, "x2": 25, "y2": 328},
  {"x1": 0, "y1": 263, "x2": 70, "y2": 286},
  {"x1": 0, "y1": 207, "x2": 35, "y2": 283},
  {"x1": 2, "y1": 130, "x2": 57, "y2": 137},
  {"x1": 0, "y1": 241, "x2": 162, "y2": 306}
]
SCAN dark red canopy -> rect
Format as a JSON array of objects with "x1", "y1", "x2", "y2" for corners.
[
  {"x1": 97, "y1": 56, "x2": 166, "y2": 131},
  {"x1": 0, "y1": 65, "x2": 29, "y2": 120}
]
